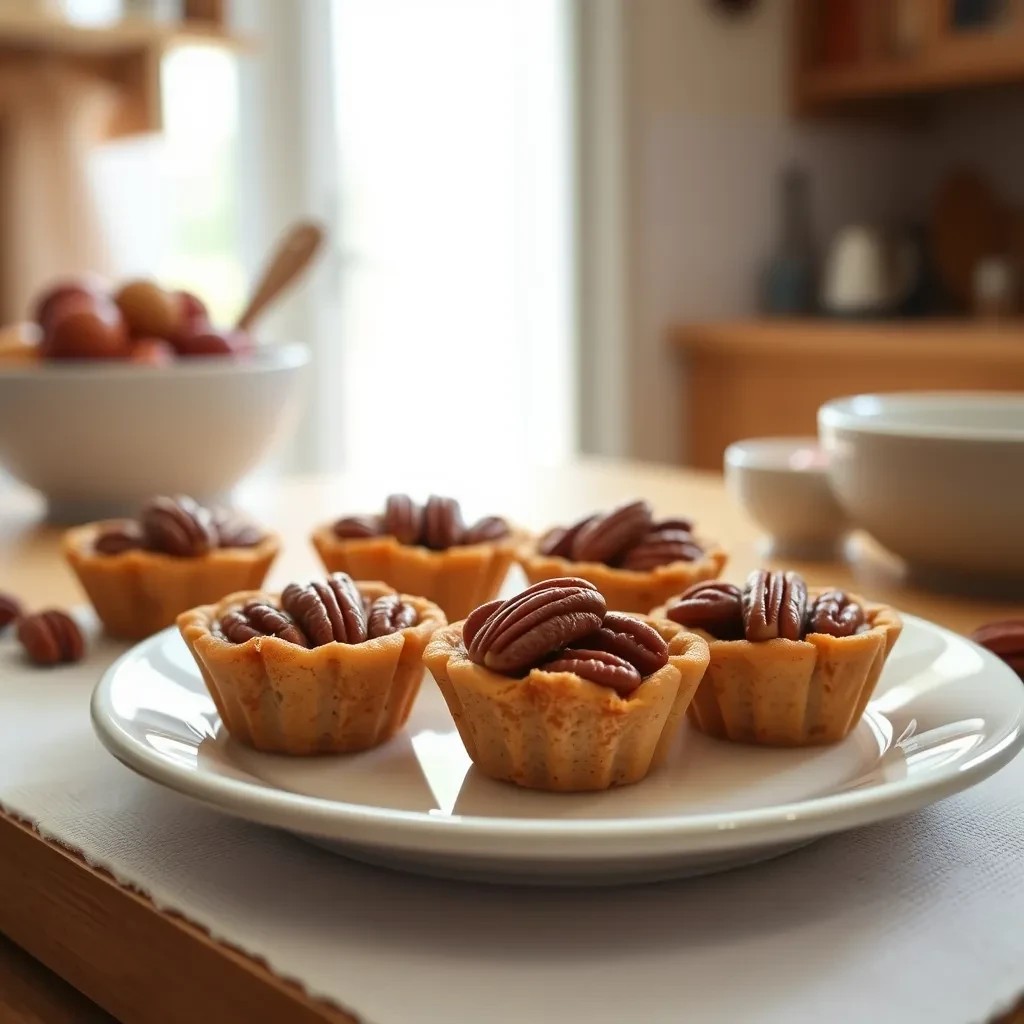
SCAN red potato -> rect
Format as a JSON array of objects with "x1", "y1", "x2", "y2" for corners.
[
  {"x1": 174, "y1": 290, "x2": 210, "y2": 338},
  {"x1": 43, "y1": 294, "x2": 130, "y2": 360},
  {"x1": 227, "y1": 327, "x2": 254, "y2": 354},
  {"x1": 174, "y1": 328, "x2": 251, "y2": 357},
  {"x1": 33, "y1": 277, "x2": 107, "y2": 330},
  {"x1": 129, "y1": 337, "x2": 176, "y2": 366},
  {"x1": 115, "y1": 279, "x2": 179, "y2": 339}
]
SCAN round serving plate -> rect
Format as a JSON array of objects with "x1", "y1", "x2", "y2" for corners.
[{"x1": 91, "y1": 615, "x2": 1024, "y2": 886}]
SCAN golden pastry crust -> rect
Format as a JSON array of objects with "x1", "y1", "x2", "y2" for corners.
[
  {"x1": 64, "y1": 521, "x2": 279, "y2": 640},
  {"x1": 178, "y1": 582, "x2": 446, "y2": 755},
  {"x1": 311, "y1": 524, "x2": 525, "y2": 622},
  {"x1": 651, "y1": 590, "x2": 902, "y2": 747},
  {"x1": 516, "y1": 541, "x2": 728, "y2": 614},
  {"x1": 423, "y1": 616, "x2": 710, "y2": 792}
]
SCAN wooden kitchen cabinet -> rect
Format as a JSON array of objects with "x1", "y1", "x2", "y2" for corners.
[
  {"x1": 793, "y1": 0, "x2": 1024, "y2": 114},
  {"x1": 671, "y1": 319, "x2": 1024, "y2": 470},
  {"x1": 0, "y1": 3, "x2": 248, "y2": 139}
]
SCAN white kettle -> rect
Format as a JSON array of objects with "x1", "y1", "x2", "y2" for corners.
[{"x1": 821, "y1": 225, "x2": 919, "y2": 317}]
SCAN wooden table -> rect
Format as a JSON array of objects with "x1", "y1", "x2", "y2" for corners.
[{"x1": 0, "y1": 459, "x2": 1022, "y2": 1024}]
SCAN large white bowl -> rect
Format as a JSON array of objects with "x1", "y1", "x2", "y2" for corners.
[
  {"x1": 818, "y1": 392, "x2": 1024, "y2": 584},
  {"x1": 0, "y1": 344, "x2": 309, "y2": 522}
]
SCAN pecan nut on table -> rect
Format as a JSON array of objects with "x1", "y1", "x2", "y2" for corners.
[{"x1": 970, "y1": 621, "x2": 1024, "y2": 679}]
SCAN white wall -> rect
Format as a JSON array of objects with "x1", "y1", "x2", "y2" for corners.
[{"x1": 616, "y1": 0, "x2": 928, "y2": 464}]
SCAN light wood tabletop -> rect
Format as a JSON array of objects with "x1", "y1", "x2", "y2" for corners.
[{"x1": 0, "y1": 459, "x2": 1021, "y2": 1023}]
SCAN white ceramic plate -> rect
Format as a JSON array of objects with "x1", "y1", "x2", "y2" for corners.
[{"x1": 91, "y1": 615, "x2": 1024, "y2": 885}]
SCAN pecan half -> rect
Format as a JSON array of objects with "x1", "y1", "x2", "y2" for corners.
[
  {"x1": 462, "y1": 599, "x2": 505, "y2": 648},
  {"x1": 572, "y1": 611, "x2": 668, "y2": 677},
  {"x1": 422, "y1": 495, "x2": 465, "y2": 550},
  {"x1": 366, "y1": 594, "x2": 419, "y2": 638},
  {"x1": 665, "y1": 580, "x2": 744, "y2": 640},
  {"x1": 538, "y1": 515, "x2": 596, "y2": 558},
  {"x1": 94, "y1": 522, "x2": 146, "y2": 555},
  {"x1": 970, "y1": 620, "x2": 1024, "y2": 678},
  {"x1": 806, "y1": 590, "x2": 866, "y2": 638},
  {"x1": 332, "y1": 514, "x2": 383, "y2": 540},
  {"x1": 653, "y1": 516, "x2": 695, "y2": 534},
  {"x1": 383, "y1": 494, "x2": 422, "y2": 545},
  {"x1": 461, "y1": 515, "x2": 510, "y2": 545},
  {"x1": 281, "y1": 572, "x2": 368, "y2": 646},
  {"x1": 17, "y1": 610, "x2": 85, "y2": 665},
  {"x1": 219, "y1": 602, "x2": 307, "y2": 646},
  {"x1": 0, "y1": 592, "x2": 21, "y2": 628},
  {"x1": 539, "y1": 648, "x2": 642, "y2": 695},
  {"x1": 141, "y1": 495, "x2": 217, "y2": 557},
  {"x1": 618, "y1": 528, "x2": 703, "y2": 571},
  {"x1": 212, "y1": 509, "x2": 265, "y2": 548},
  {"x1": 742, "y1": 569, "x2": 807, "y2": 642},
  {"x1": 570, "y1": 500, "x2": 653, "y2": 564},
  {"x1": 465, "y1": 578, "x2": 606, "y2": 675}
]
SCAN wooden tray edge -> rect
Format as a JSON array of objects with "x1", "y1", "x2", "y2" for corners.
[{"x1": 0, "y1": 809, "x2": 360, "y2": 1024}]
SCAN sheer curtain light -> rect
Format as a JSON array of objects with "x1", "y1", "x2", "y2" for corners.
[{"x1": 328, "y1": 0, "x2": 576, "y2": 472}]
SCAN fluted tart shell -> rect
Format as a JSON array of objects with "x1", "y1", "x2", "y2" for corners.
[
  {"x1": 423, "y1": 616, "x2": 710, "y2": 792},
  {"x1": 64, "y1": 521, "x2": 279, "y2": 640},
  {"x1": 311, "y1": 524, "x2": 524, "y2": 622},
  {"x1": 178, "y1": 582, "x2": 445, "y2": 755},
  {"x1": 651, "y1": 590, "x2": 902, "y2": 747}
]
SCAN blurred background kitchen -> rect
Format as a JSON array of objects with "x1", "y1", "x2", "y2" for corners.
[{"x1": 1, "y1": 0, "x2": 1023, "y2": 487}]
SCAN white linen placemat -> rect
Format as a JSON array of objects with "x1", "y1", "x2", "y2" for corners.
[{"x1": 1, "y1": 615, "x2": 1022, "y2": 1024}]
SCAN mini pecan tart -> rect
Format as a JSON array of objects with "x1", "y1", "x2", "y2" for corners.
[
  {"x1": 311, "y1": 493, "x2": 525, "y2": 622},
  {"x1": 423, "y1": 577, "x2": 710, "y2": 791},
  {"x1": 517, "y1": 500, "x2": 728, "y2": 614},
  {"x1": 63, "y1": 495, "x2": 279, "y2": 640},
  {"x1": 653, "y1": 571, "x2": 903, "y2": 747},
  {"x1": 178, "y1": 573, "x2": 446, "y2": 755}
]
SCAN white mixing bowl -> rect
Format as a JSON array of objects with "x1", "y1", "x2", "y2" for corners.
[
  {"x1": 818, "y1": 392, "x2": 1024, "y2": 584},
  {"x1": 0, "y1": 344, "x2": 309, "y2": 522}
]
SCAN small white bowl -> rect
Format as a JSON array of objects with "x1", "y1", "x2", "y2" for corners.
[
  {"x1": 0, "y1": 344, "x2": 309, "y2": 523},
  {"x1": 725, "y1": 437, "x2": 849, "y2": 560},
  {"x1": 819, "y1": 392, "x2": 1024, "y2": 586}
]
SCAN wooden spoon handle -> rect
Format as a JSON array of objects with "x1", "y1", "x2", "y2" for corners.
[{"x1": 235, "y1": 220, "x2": 326, "y2": 332}]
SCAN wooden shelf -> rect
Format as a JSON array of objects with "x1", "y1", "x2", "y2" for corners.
[
  {"x1": 793, "y1": 0, "x2": 1024, "y2": 113},
  {"x1": 801, "y1": 32, "x2": 1024, "y2": 106},
  {"x1": 0, "y1": 10, "x2": 249, "y2": 55},
  {"x1": 0, "y1": 9, "x2": 250, "y2": 139},
  {"x1": 671, "y1": 317, "x2": 1024, "y2": 362}
]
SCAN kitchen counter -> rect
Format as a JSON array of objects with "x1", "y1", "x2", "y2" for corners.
[{"x1": 670, "y1": 319, "x2": 1024, "y2": 470}]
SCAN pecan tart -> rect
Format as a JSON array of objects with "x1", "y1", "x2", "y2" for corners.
[
  {"x1": 655, "y1": 570, "x2": 902, "y2": 747},
  {"x1": 311, "y1": 493, "x2": 522, "y2": 621},
  {"x1": 178, "y1": 573, "x2": 445, "y2": 754},
  {"x1": 63, "y1": 495, "x2": 279, "y2": 639},
  {"x1": 423, "y1": 577, "x2": 710, "y2": 791},
  {"x1": 517, "y1": 500, "x2": 728, "y2": 614}
]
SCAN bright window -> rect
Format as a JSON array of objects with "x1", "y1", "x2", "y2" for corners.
[{"x1": 330, "y1": 0, "x2": 576, "y2": 471}]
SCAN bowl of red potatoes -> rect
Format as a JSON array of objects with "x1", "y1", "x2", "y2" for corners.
[
  {"x1": 17, "y1": 275, "x2": 253, "y2": 362},
  {"x1": 0, "y1": 276, "x2": 308, "y2": 523}
]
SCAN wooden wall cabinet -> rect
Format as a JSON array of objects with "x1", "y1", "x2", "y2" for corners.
[
  {"x1": 794, "y1": 0, "x2": 1024, "y2": 113},
  {"x1": 0, "y1": 2, "x2": 246, "y2": 139}
]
